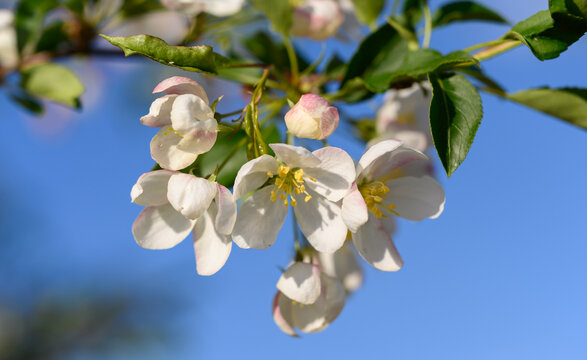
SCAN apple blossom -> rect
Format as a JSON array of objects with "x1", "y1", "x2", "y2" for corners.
[
  {"x1": 232, "y1": 143, "x2": 355, "y2": 253},
  {"x1": 290, "y1": 0, "x2": 344, "y2": 40},
  {"x1": 0, "y1": 10, "x2": 18, "y2": 69},
  {"x1": 140, "y1": 76, "x2": 217, "y2": 171},
  {"x1": 370, "y1": 82, "x2": 433, "y2": 151},
  {"x1": 318, "y1": 243, "x2": 363, "y2": 292},
  {"x1": 131, "y1": 170, "x2": 236, "y2": 276},
  {"x1": 161, "y1": 0, "x2": 246, "y2": 17},
  {"x1": 285, "y1": 94, "x2": 339, "y2": 140},
  {"x1": 272, "y1": 262, "x2": 346, "y2": 336},
  {"x1": 342, "y1": 140, "x2": 445, "y2": 271},
  {"x1": 102, "y1": 10, "x2": 188, "y2": 45},
  {"x1": 337, "y1": 0, "x2": 363, "y2": 41}
]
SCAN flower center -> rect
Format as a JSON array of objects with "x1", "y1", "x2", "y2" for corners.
[
  {"x1": 163, "y1": 127, "x2": 184, "y2": 137},
  {"x1": 358, "y1": 181, "x2": 398, "y2": 218},
  {"x1": 267, "y1": 165, "x2": 313, "y2": 207},
  {"x1": 397, "y1": 111, "x2": 416, "y2": 126}
]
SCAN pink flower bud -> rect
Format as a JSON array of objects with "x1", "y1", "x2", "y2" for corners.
[
  {"x1": 290, "y1": 0, "x2": 344, "y2": 40},
  {"x1": 285, "y1": 94, "x2": 339, "y2": 140}
]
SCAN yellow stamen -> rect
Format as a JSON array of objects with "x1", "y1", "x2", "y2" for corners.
[
  {"x1": 359, "y1": 181, "x2": 398, "y2": 218},
  {"x1": 294, "y1": 169, "x2": 304, "y2": 183},
  {"x1": 268, "y1": 165, "x2": 313, "y2": 207},
  {"x1": 163, "y1": 127, "x2": 184, "y2": 137}
]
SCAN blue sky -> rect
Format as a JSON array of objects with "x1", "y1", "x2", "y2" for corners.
[{"x1": 1, "y1": 0, "x2": 586, "y2": 359}]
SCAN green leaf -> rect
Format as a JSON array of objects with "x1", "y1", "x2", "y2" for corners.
[
  {"x1": 21, "y1": 63, "x2": 84, "y2": 108},
  {"x1": 195, "y1": 125, "x2": 280, "y2": 187},
  {"x1": 100, "y1": 34, "x2": 230, "y2": 74},
  {"x1": 549, "y1": 0, "x2": 587, "y2": 29},
  {"x1": 508, "y1": 87, "x2": 587, "y2": 130},
  {"x1": 36, "y1": 22, "x2": 69, "y2": 53},
  {"x1": 250, "y1": 0, "x2": 293, "y2": 35},
  {"x1": 387, "y1": 17, "x2": 419, "y2": 50},
  {"x1": 432, "y1": 1, "x2": 508, "y2": 27},
  {"x1": 243, "y1": 32, "x2": 309, "y2": 73},
  {"x1": 505, "y1": 10, "x2": 586, "y2": 60},
  {"x1": 363, "y1": 49, "x2": 478, "y2": 93},
  {"x1": 217, "y1": 67, "x2": 263, "y2": 85},
  {"x1": 456, "y1": 66, "x2": 505, "y2": 95},
  {"x1": 350, "y1": 0, "x2": 385, "y2": 26},
  {"x1": 64, "y1": 0, "x2": 84, "y2": 15},
  {"x1": 10, "y1": 94, "x2": 44, "y2": 115},
  {"x1": 400, "y1": 0, "x2": 423, "y2": 33},
  {"x1": 429, "y1": 73, "x2": 483, "y2": 176},
  {"x1": 324, "y1": 54, "x2": 346, "y2": 79},
  {"x1": 118, "y1": 0, "x2": 164, "y2": 19},
  {"x1": 342, "y1": 24, "x2": 408, "y2": 86},
  {"x1": 15, "y1": 0, "x2": 58, "y2": 54}
]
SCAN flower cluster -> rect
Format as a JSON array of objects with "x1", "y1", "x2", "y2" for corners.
[{"x1": 131, "y1": 76, "x2": 445, "y2": 335}]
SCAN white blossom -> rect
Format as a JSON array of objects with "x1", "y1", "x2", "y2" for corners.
[
  {"x1": 318, "y1": 243, "x2": 363, "y2": 292},
  {"x1": 0, "y1": 10, "x2": 18, "y2": 69},
  {"x1": 141, "y1": 76, "x2": 217, "y2": 171},
  {"x1": 161, "y1": 0, "x2": 246, "y2": 17},
  {"x1": 341, "y1": 140, "x2": 445, "y2": 271},
  {"x1": 371, "y1": 82, "x2": 433, "y2": 152},
  {"x1": 131, "y1": 170, "x2": 236, "y2": 276},
  {"x1": 232, "y1": 144, "x2": 355, "y2": 253},
  {"x1": 290, "y1": 0, "x2": 344, "y2": 40},
  {"x1": 272, "y1": 262, "x2": 346, "y2": 336}
]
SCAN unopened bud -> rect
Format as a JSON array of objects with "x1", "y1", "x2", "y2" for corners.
[
  {"x1": 290, "y1": 0, "x2": 344, "y2": 40},
  {"x1": 285, "y1": 94, "x2": 339, "y2": 140}
]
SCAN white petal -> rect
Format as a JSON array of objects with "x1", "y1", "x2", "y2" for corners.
[
  {"x1": 303, "y1": 146, "x2": 355, "y2": 202},
  {"x1": 140, "y1": 95, "x2": 176, "y2": 127},
  {"x1": 153, "y1": 76, "x2": 209, "y2": 104},
  {"x1": 214, "y1": 184, "x2": 237, "y2": 235},
  {"x1": 357, "y1": 140, "x2": 427, "y2": 182},
  {"x1": 193, "y1": 203, "x2": 232, "y2": 276},
  {"x1": 203, "y1": 0, "x2": 245, "y2": 16},
  {"x1": 291, "y1": 274, "x2": 346, "y2": 333},
  {"x1": 341, "y1": 182, "x2": 368, "y2": 233},
  {"x1": 232, "y1": 186, "x2": 288, "y2": 250},
  {"x1": 277, "y1": 262, "x2": 321, "y2": 305},
  {"x1": 170, "y1": 94, "x2": 215, "y2": 134},
  {"x1": 318, "y1": 244, "x2": 363, "y2": 292},
  {"x1": 269, "y1": 143, "x2": 321, "y2": 168},
  {"x1": 167, "y1": 174, "x2": 217, "y2": 220},
  {"x1": 131, "y1": 170, "x2": 176, "y2": 206},
  {"x1": 320, "y1": 274, "x2": 346, "y2": 324},
  {"x1": 132, "y1": 204, "x2": 195, "y2": 250},
  {"x1": 273, "y1": 292, "x2": 298, "y2": 337},
  {"x1": 386, "y1": 176, "x2": 445, "y2": 220},
  {"x1": 369, "y1": 126, "x2": 429, "y2": 152},
  {"x1": 352, "y1": 215, "x2": 403, "y2": 271},
  {"x1": 175, "y1": 118, "x2": 217, "y2": 155},
  {"x1": 293, "y1": 191, "x2": 347, "y2": 254},
  {"x1": 150, "y1": 127, "x2": 198, "y2": 170},
  {"x1": 233, "y1": 155, "x2": 279, "y2": 199}
]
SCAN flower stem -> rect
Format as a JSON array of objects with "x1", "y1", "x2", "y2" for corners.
[
  {"x1": 472, "y1": 40, "x2": 521, "y2": 62},
  {"x1": 283, "y1": 36, "x2": 299, "y2": 86},
  {"x1": 463, "y1": 39, "x2": 509, "y2": 53},
  {"x1": 422, "y1": 0, "x2": 432, "y2": 49},
  {"x1": 292, "y1": 212, "x2": 301, "y2": 253}
]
